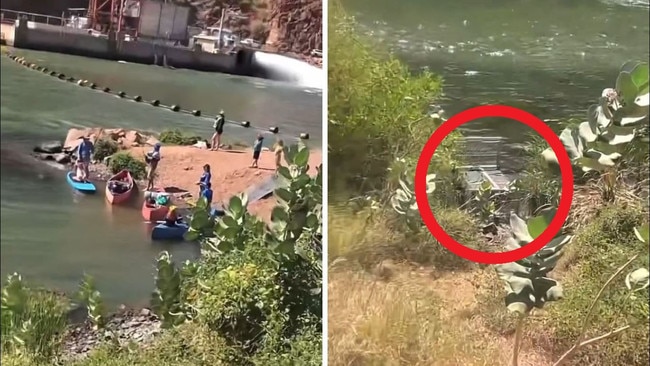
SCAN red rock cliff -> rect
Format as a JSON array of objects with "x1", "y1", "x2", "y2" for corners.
[
  {"x1": 182, "y1": 0, "x2": 321, "y2": 65},
  {"x1": 263, "y1": 0, "x2": 322, "y2": 57},
  {"x1": 3, "y1": 0, "x2": 322, "y2": 65}
]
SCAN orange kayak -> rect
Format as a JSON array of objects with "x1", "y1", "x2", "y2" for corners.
[
  {"x1": 105, "y1": 169, "x2": 135, "y2": 205},
  {"x1": 142, "y1": 188, "x2": 169, "y2": 222}
]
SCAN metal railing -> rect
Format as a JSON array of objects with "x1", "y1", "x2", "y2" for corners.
[
  {"x1": 458, "y1": 136, "x2": 504, "y2": 171},
  {"x1": 0, "y1": 9, "x2": 66, "y2": 26}
]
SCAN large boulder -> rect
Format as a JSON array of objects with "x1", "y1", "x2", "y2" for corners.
[
  {"x1": 33, "y1": 141, "x2": 63, "y2": 154},
  {"x1": 63, "y1": 128, "x2": 101, "y2": 151},
  {"x1": 105, "y1": 128, "x2": 127, "y2": 141},
  {"x1": 123, "y1": 130, "x2": 146, "y2": 147},
  {"x1": 145, "y1": 136, "x2": 160, "y2": 147},
  {"x1": 64, "y1": 127, "x2": 159, "y2": 151}
]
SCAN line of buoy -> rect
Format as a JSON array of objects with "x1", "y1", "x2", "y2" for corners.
[{"x1": 5, "y1": 53, "x2": 311, "y2": 140}]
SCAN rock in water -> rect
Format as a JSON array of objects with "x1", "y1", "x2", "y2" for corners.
[
  {"x1": 34, "y1": 141, "x2": 64, "y2": 154},
  {"x1": 54, "y1": 153, "x2": 71, "y2": 164}
]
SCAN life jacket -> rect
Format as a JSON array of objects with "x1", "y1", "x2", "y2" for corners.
[{"x1": 165, "y1": 205, "x2": 177, "y2": 221}]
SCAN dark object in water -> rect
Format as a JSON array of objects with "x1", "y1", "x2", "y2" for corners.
[{"x1": 33, "y1": 141, "x2": 63, "y2": 154}]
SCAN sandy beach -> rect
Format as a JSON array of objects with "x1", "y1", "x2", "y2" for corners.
[{"x1": 127, "y1": 145, "x2": 322, "y2": 221}]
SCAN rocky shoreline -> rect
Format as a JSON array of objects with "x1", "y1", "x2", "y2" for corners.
[{"x1": 58, "y1": 306, "x2": 162, "y2": 363}]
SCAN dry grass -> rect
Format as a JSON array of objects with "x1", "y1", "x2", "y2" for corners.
[
  {"x1": 328, "y1": 264, "x2": 555, "y2": 366},
  {"x1": 567, "y1": 179, "x2": 644, "y2": 234},
  {"x1": 329, "y1": 268, "x2": 492, "y2": 366},
  {"x1": 328, "y1": 203, "x2": 484, "y2": 271},
  {"x1": 327, "y1": 205, "x2": 553, "y2": 366},
  {"x1": 328, "y1": 170, "x2": 649, "y2": 366}
]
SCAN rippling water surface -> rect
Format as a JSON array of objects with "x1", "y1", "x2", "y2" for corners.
[
  {"x1": 345, "y1": 0, "x2": 649, "y2": 152},
  {"x1": 0, "y1": 51, "x2": 322, "y2": 305}
]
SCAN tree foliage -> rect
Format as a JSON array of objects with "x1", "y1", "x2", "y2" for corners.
[{"x1": 329, "y1": 2, "x2": 457, "y2": 194}]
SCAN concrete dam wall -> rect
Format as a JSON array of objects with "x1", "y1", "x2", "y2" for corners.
[{"x1": 8, "y1": 20, "x2": 266, "y2": 78}]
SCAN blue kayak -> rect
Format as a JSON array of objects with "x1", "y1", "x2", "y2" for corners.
[
  {"x1": 151, "y1": 221, "x2": 189, "y2": 241},
  {"x1": 66, "y1": 172, "x2": 96, "y2": 194}
]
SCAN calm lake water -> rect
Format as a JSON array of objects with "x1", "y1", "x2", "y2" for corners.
[
  {"x1": 345, "y1": 0, "x2": 649, "y2": 161},
  {"x1": 0, "y1": 51, "x2": 322, "y2": 305}
]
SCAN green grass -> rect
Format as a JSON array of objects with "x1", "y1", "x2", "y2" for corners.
[
  {"x1": 2, "y1": 321, "x2": 321, "y2": 366},
  {"x1": 329, "y1": 202, "x2": 484, "y2": 271},
  {"x1": 1, "y1": 287, "x2": 69, "y2": 362},
  {"x1": 479, "y1": 202, "x2": 649, "y2": 365}
]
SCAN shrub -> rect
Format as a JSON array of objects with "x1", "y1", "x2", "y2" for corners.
[
  {"x1": 147, "y1": 143, "x2": 322, "y2": 362},
  {"x1": 93, "y1": 139, "x2": 119, "y2": 162},
  {"x1": 329, "y1": 3, "x2": 457, "y2": 194},
  {"x1": 543, "y1": 204, "x2": 649, "y2": 365},
  {"x1": 1, "y1": 274, "x2": 69, "y2": 361},
  {"x1": 158, "y1": 129, "x2": 202, "y2": 146},
  {"x1": 108, "y1": 152, "x2": 147, "y2": 180},
  {"x1": 478, "y1": 203, "x2": 649, "y2": 365},
  {"x1": 252, "y1": 323, "x2": 322, "y2": 365}
]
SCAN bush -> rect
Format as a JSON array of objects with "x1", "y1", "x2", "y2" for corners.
[
  {"x1": 543, "y1": 204, "x2": 649, "y2": 365},
  {"x1": 251, "y1": 324, "x2": 322, "y2": 365},
  {"x1": 108, "y1": 152, "x2": 147, "y2": 180},
  {"x1": 329, "y1": 202, "x2": 483, "y2": 272},
  {"x1": 146, "y1": 143, "x2": 322, "y2": 363},
  {"x1": 93, "y1": 139, "x2": 119, "y2": 162},
  {"x1": 158, "y1": 129, "x2": 202, "y2": 146},
  {"x1": 478, "y1": 203, "x2": 649, "y2": 365},
  {"x1": 329, "y1": 3, "x2": 457, "y2": 194},
  {"x1": 1, "y1": 274, "x2": 69, "y2": 362}
]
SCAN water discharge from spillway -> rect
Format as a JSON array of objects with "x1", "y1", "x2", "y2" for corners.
[{"x1": 252, "y1": 51, "x2": 322, "y2": 90}]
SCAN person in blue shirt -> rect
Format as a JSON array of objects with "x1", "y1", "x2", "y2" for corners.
[
  {"x1": 250, "y1": 134, "x2": 264, "y2": 168},
  {"x1": 196, "y1": 164, "x2": 211, "y2": 196},
  {"x1": 201, "y1": 182, "x2": 214, "y2": 206},
  {"x1": 77, "y1": 136, "x2": 94, "y2": 182}
]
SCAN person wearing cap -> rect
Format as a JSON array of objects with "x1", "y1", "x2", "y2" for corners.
[
  {"x1": 145, "y1": 142, "x2": 162, "y2": 191},
  {"x1": 77, "y1": 135, "x2": 94, "y2": 182},
  {"x1": 211, "y1": 110, "x2": 226, "y2": 151}
]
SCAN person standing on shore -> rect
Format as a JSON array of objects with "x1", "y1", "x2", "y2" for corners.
[
  {"x1": 145, "y1": 143, "x2": 162, "y2": 191},
  {"x1": 211, "y1": 110, "x2": 226, "y2": 151},
  {"x1": 274, "y1": 139, "x2": 284, "y2": 172},
  {"x1": 77, "y1": 136, "x2": 94, "y2": 182},
  {"x1": 250, "y1": 134, "x2": 264, "y2": 168},
  {"x1": 196, "y1": 164, "x2": 212, "y2": 197}
]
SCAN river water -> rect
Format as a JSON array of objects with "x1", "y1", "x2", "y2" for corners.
[
  {"x1": 0, "y1": 51, "x2": 322, "y2": 305},
  {"x1": 344, "y1": 0, "x2": 649, "y2": 161}
]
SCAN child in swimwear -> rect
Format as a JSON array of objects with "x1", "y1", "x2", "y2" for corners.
[{"x1": 74, "y1": 159, "x2": 87, "y2": 182}]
